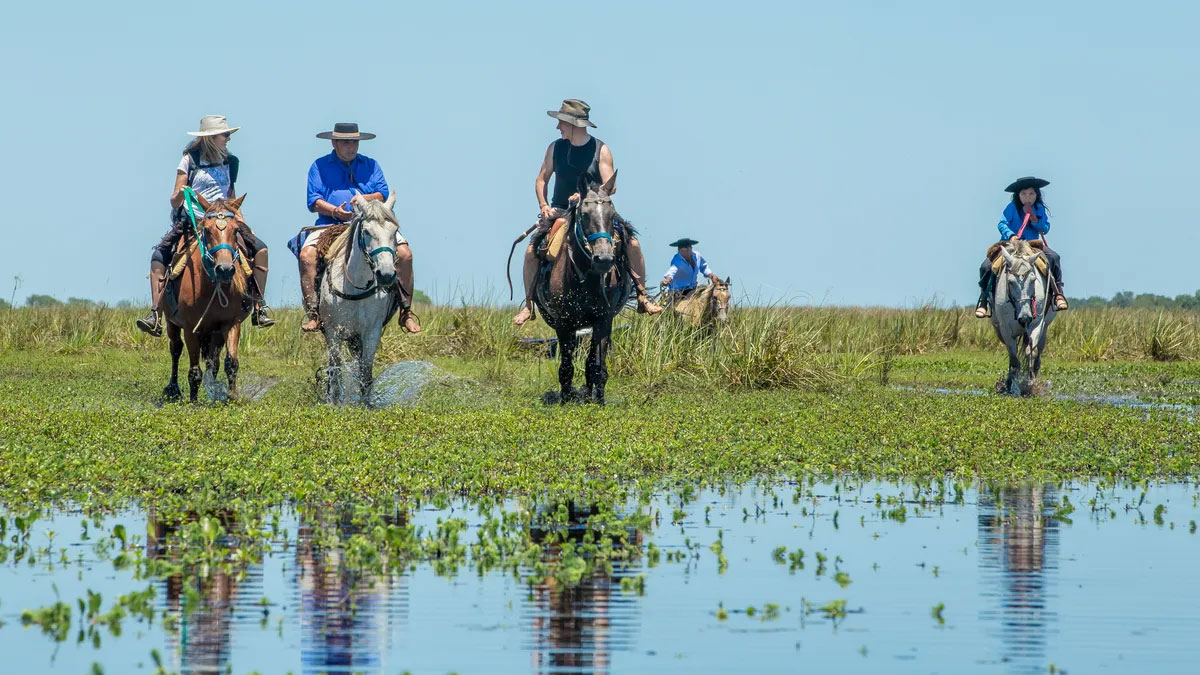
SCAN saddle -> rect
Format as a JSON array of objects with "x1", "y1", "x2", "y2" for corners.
[{"x1": 987, "y1": 240, "x2": 1047, "y2": 277}]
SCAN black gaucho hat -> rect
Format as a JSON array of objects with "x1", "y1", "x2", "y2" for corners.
[
  {"x1": 1005, "y1": 176, "x2": 1049, "y2": 193},
  {"x1": 669, "y1": 238, "x2": 699, "y2": 248}
]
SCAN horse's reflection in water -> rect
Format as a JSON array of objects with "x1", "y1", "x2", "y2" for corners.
[
  {"x1": 296, "y1": 507, "x2": 407, "y2": 674},
  {"x1": 146, "y1": 508, "x2": 246, "y2": 675},
  {"x1": 977, "y1": 485, "x2": 1059, "y2": 669},
  {"x1": 527, "y1": 501, "x2": 641, "y2": 674}
]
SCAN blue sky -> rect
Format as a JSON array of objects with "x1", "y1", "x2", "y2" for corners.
[{"x1": 2, "y1": 0, "x2": 1196, "y2": 307}]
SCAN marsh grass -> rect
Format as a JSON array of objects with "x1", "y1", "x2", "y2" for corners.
[{"x1": 2, "y1": 303, "x2": 1197, "y2": 388}]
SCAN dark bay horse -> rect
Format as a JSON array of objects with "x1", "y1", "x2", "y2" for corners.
[
  {"x1": 532, "y1": 171, "x2": 632, "y2": 404},
  {"x1": 162, "y1": 192, "x2": 251, "y2": 402}
]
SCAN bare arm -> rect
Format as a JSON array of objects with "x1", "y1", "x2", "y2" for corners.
[
  {"x1": 169, "y1": 171, "x2": 188, "y2": 209},
  {"x1": 598, "y1": 143, "x2": 615, "y2": 195},
  {"x1": 535, "y1": 142, "x2": 555, "y2": 215}
]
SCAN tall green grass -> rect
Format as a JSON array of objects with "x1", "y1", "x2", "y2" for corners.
[{"x1": 2, "y1": 304, "x2": 1196, "y2": 390}]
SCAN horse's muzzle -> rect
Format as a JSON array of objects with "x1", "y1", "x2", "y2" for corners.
[
  {"x1": 214, "y1": 262, "x2": 235, "y2": 282},
  {"x1": 375, "y1": 270, "x2": 396, "y2": 287},
  {"x1": 591, "y1": 253, "x2": 615, "y2": 271},
  {"x1": 1017, "y1": 313, "x2": 1033, "y2": 328}
]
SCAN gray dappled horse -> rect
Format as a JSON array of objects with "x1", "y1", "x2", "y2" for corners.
[
  {"x1": 316, "y1": 194, "x2": 401, "y2": 404},
  {"x1": 988, "y1": 240, "x2": 1056, "y2": 396},
  {"x1": 533, "y1": 171, "x2": 632, "y2": 404}
]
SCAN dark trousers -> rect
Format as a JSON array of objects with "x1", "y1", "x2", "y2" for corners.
[
  {"x1": 151, "y1": 218, "x2": 266, "y2": 265},
  {"x1": 978, "y1": 246, "x2": 1064, "y2": 296}
]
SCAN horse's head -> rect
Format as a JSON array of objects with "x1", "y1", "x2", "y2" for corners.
[
  {"x1": 199, "y1": 195, "x2": 246, "y2": 285},
  {"x1": 999, "y1": 241, "x2": 1048, "y2": 328},
  {"x1": 352, "y1": 193, "x2": 400, "y2": 287},
  {"x1": 574, "y1": 170, "x2": 619, "y2": 274},
  {"x1": 711, "y1": 277, "x2": 732, "y2": 324}
]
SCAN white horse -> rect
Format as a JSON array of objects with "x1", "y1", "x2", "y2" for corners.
[
  {"x1": 317, "y1": 194, "x2": 402, "y2": 404},
  {"x1": 989, "y1": 240, "x2": 1057, "y2": 396}
]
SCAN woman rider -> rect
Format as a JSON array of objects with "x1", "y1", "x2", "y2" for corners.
[
  {"x1": 135, "y1": 115, "x2": 273, "y2": 335},
  {"x1": 975, "y1": 176, "x2": 1068, "y2": 318}
]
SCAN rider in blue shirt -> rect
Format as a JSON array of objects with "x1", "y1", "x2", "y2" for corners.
[
  {"x1": 661, "y1": 238, "x2": 718, "y2": 294},
  {"x1": 975, "y1": 177, "x2": 1068, "y2": 318}
]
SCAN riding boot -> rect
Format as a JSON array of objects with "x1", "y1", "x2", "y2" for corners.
[
  {"x1": 136, "y1": 262, "x2": 168, "y2": 337},
  {"x1": 250, "y1": 249, "x2": 275, "y2": 327},
  {"x1": 975, "y1": 290, "x2": 990, "y2": 319},
  {"x1": 394, "y1": 285, "x2": 422, "y2": 334},
  {"x1": 632, "y1": 276, "x2": 663, "y2": 315},
  {"x1": 1053, "y1": 282, "x2": 1069, "y2": 311},
  {"x1": 300, "y1": 252, "x2": 321, "y2": 332}
]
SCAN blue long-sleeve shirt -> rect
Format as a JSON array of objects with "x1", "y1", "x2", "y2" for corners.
[
  {"x1": 997, "y1": 202, "x2": 1050, "y2": 241},
  {"x1": 663, "y1": 251, "x2": 714, "y2": 291},
  {"x1": 306, "y1": 152, "x2": 390, "y2": 226}
]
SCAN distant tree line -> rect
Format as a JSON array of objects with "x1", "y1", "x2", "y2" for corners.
[
  {"x1": 1068, "y1": 290, "x2": 1200, "y2": 311},
  {"x1": 6, "y1": 291, "x2": 434, "y2": 308}
]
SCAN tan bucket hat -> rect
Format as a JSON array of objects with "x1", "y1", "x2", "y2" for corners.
[
  {"x1": 186, "y1": 115, "x2": 239, "y2": 137},
  {"x1": 547, "y1": 99, "x2": 597, "y2": 128},
  {"x1": 316, "y1": 122, "x2": 377, "y2": 141}
]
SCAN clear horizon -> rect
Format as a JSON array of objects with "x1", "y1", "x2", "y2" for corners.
[{"x1": 3, "y1": 1, "x2": 1196, "y2": 309}]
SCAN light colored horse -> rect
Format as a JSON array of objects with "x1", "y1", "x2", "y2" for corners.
[
  {"x1": 671, "y1": 278, "x2": 732, "y2": 329},
  {"x1": 316, "y1": 194, "x2": 401, "y2": 404},
  {"x1": 989, "y1": 240, "x2": 1056, "y2": 395}
]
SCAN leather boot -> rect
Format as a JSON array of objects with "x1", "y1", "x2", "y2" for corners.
[
  {"x1": 250, "y1": 249, "x2": 274, "y2": 327},
  {"x1": 136, "y1": 262, "x2": 168, "y2": 336}
]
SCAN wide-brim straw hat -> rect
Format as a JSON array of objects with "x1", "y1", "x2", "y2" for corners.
[
  {"x1": 186, "y1": 115, "x2": 239, "y2": 137},
  {"x1": 670, "y1": 238, "x2": 700, "y2": 248},
  {"x1": 547, "y1": 99, "x2": 597, "y2": 128},
  {"x1": 316, "y1": 122, "x2": 376, "y2": 141},
  {"x1": 1005, "y1": 176, "x2": 1050, "y2": 193}
]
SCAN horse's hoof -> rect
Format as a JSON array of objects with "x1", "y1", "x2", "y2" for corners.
[{"x1": 162, "y1": 385, "x2": 181, "y2": 402}]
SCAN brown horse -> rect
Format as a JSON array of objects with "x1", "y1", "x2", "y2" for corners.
[{"x1": 162, "y1": 194, "x2": 251, "y2": 402}]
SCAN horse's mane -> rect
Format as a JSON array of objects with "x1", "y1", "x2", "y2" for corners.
[{"x1": 325, "y1": 200, "x2": 398, "y2": 262}]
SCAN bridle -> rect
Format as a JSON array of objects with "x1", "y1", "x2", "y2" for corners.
[
  {"x1": 198, "y1": 207, "x2": 242, "y2": 283},
  {"x1": 331, "y1": 212, "x2": 398, "y2": 301}
]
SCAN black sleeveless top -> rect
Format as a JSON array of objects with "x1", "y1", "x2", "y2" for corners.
[{"x1": 551, "y1": 137, "x2": 602, "y2": 208}]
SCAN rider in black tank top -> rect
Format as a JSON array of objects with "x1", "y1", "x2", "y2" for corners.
[{"x1": 550, "y1": 137, "x2": 601, "y2": 209}]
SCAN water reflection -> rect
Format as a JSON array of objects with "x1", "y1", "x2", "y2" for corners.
[
  {"x1": 526, "y1": 501, "x2": 640, "y2": 674},
  {"x1": 295, "y1": 507, "x2": 408, "y2": 674},
  {"x1": 146, "y1": 508, "x2": 255, "y2": 675},
  {"x1": 977, "y1": 484, "x2": 1059, "y2": 670}
]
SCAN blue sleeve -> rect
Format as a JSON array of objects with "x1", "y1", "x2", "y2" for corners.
[
  {"x1": 1032, "y1": 206, "x2": 1050, "y2": 235},
  {"x1": 997, "y1": 204, "x2": 1017, "y2": 240},
  {"x1": 664, "y1": 253, "x2": 681, "y2": 279},
  {"x1": 306, "y1": 162, "x2": 324, "y2": 211},
  {"x1": 698, "y1": 254, "x2": 713, "y2": 277},
  {"x1": 365, "y1": 159, "x2": 389, "y2": 200}
]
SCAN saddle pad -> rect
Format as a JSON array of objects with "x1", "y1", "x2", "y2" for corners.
[{"x1": 546, "y1": 222, "x2": 568, "y2": 260}]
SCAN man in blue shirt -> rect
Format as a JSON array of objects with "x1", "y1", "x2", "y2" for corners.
[
  {"x1": 294, "y1": 123, "x2": 420, "y2": 333},
  {"x1": 660, "y1": 238, "x2": 718, "y2": 295}
]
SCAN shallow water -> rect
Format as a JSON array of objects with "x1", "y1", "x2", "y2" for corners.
[{"x1": 3, "y1": 481, "x2": 1198, "y2": 673}]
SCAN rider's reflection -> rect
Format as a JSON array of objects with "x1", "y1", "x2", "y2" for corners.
[
  {"x1": 977, "y1": 484, "x2": 1059, "y2": 668},
  {"x1": 296, "y1": 507, "x2": 406, "y2": 674}
]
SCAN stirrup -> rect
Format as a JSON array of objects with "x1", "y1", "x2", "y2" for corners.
[
  {"x1": 252, "y1": 304, "x2": 275, "y2": 327},
  {"x1": 136, "y1": 311, "x2": 163, "y2": 337}
]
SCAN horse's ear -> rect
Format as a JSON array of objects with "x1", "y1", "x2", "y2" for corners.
[
  {"x1": 194, "y1": 193, "x2": 212, "y2": 212},
  {"x1": 725, "y1": 276, "x2": 731, "y2": 285},
  {"x1": 384, "y1": 192, "x2": 396, "y2": 212},
  {"x1": 600, "y1": 169, "x2": 618, "y2": 196},
  {"x1": 576, "y1": 170, "x2": 591, "y2": 197},
  {"x1": 227, "y1": 194, "x2": 246, "y2": 212}
]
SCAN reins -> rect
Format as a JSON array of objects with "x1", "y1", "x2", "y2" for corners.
[
  {"x1": 330, "y1": 213, "x2": 403, "y2": 302},
  {"x1": 182, "y1": 187, "x2": 239, "y2": 331}
]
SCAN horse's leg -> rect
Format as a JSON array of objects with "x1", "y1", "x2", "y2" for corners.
[
  {"x1": 184, "y1": 331, "x2": 203, "y2": 403},
  {"x1": 224, "y1": 323, "x2": 241, "y2": 400},
  {"x1": 359, "y1": 328, "x2": 382, "y2": 407},
  {"x1": 164, "y1": 322, "x2": 183, "y2": 401},
  {"x1": 587, "y1": 319, "x2": 613, "y2": 405},
  {"x1": 557, "y1": 328, "x2": 578, "y2": 403},
  {"x1": 346, "y1": 335, "x2": 365, "y2": 405},
  {"x1": 1005, "y1": 337, "x2": 1021, "y2": 395},
  {"x1": 324, "y1": 329, "x2": 345, "y2": 404}
]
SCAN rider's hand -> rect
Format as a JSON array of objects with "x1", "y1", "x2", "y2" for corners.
[
  {"x1": 349, "y1": 194, "x2": 367, "y2": 208},
  {"x1": 660, "y1": 278, "x2": 669, "y2": 288},
  {"x1": 1008, "y1": 235, "x2": 1019, "y2": 242},
  {"x1": 539, "y1": 204, "x2": 554, "y2": 220},
  {"x1": 335, "y1": 204, "x2": 355, "y2": 221},
  {"x1": 567, "y1": 192, "x2": 581, "y2": 206}
]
